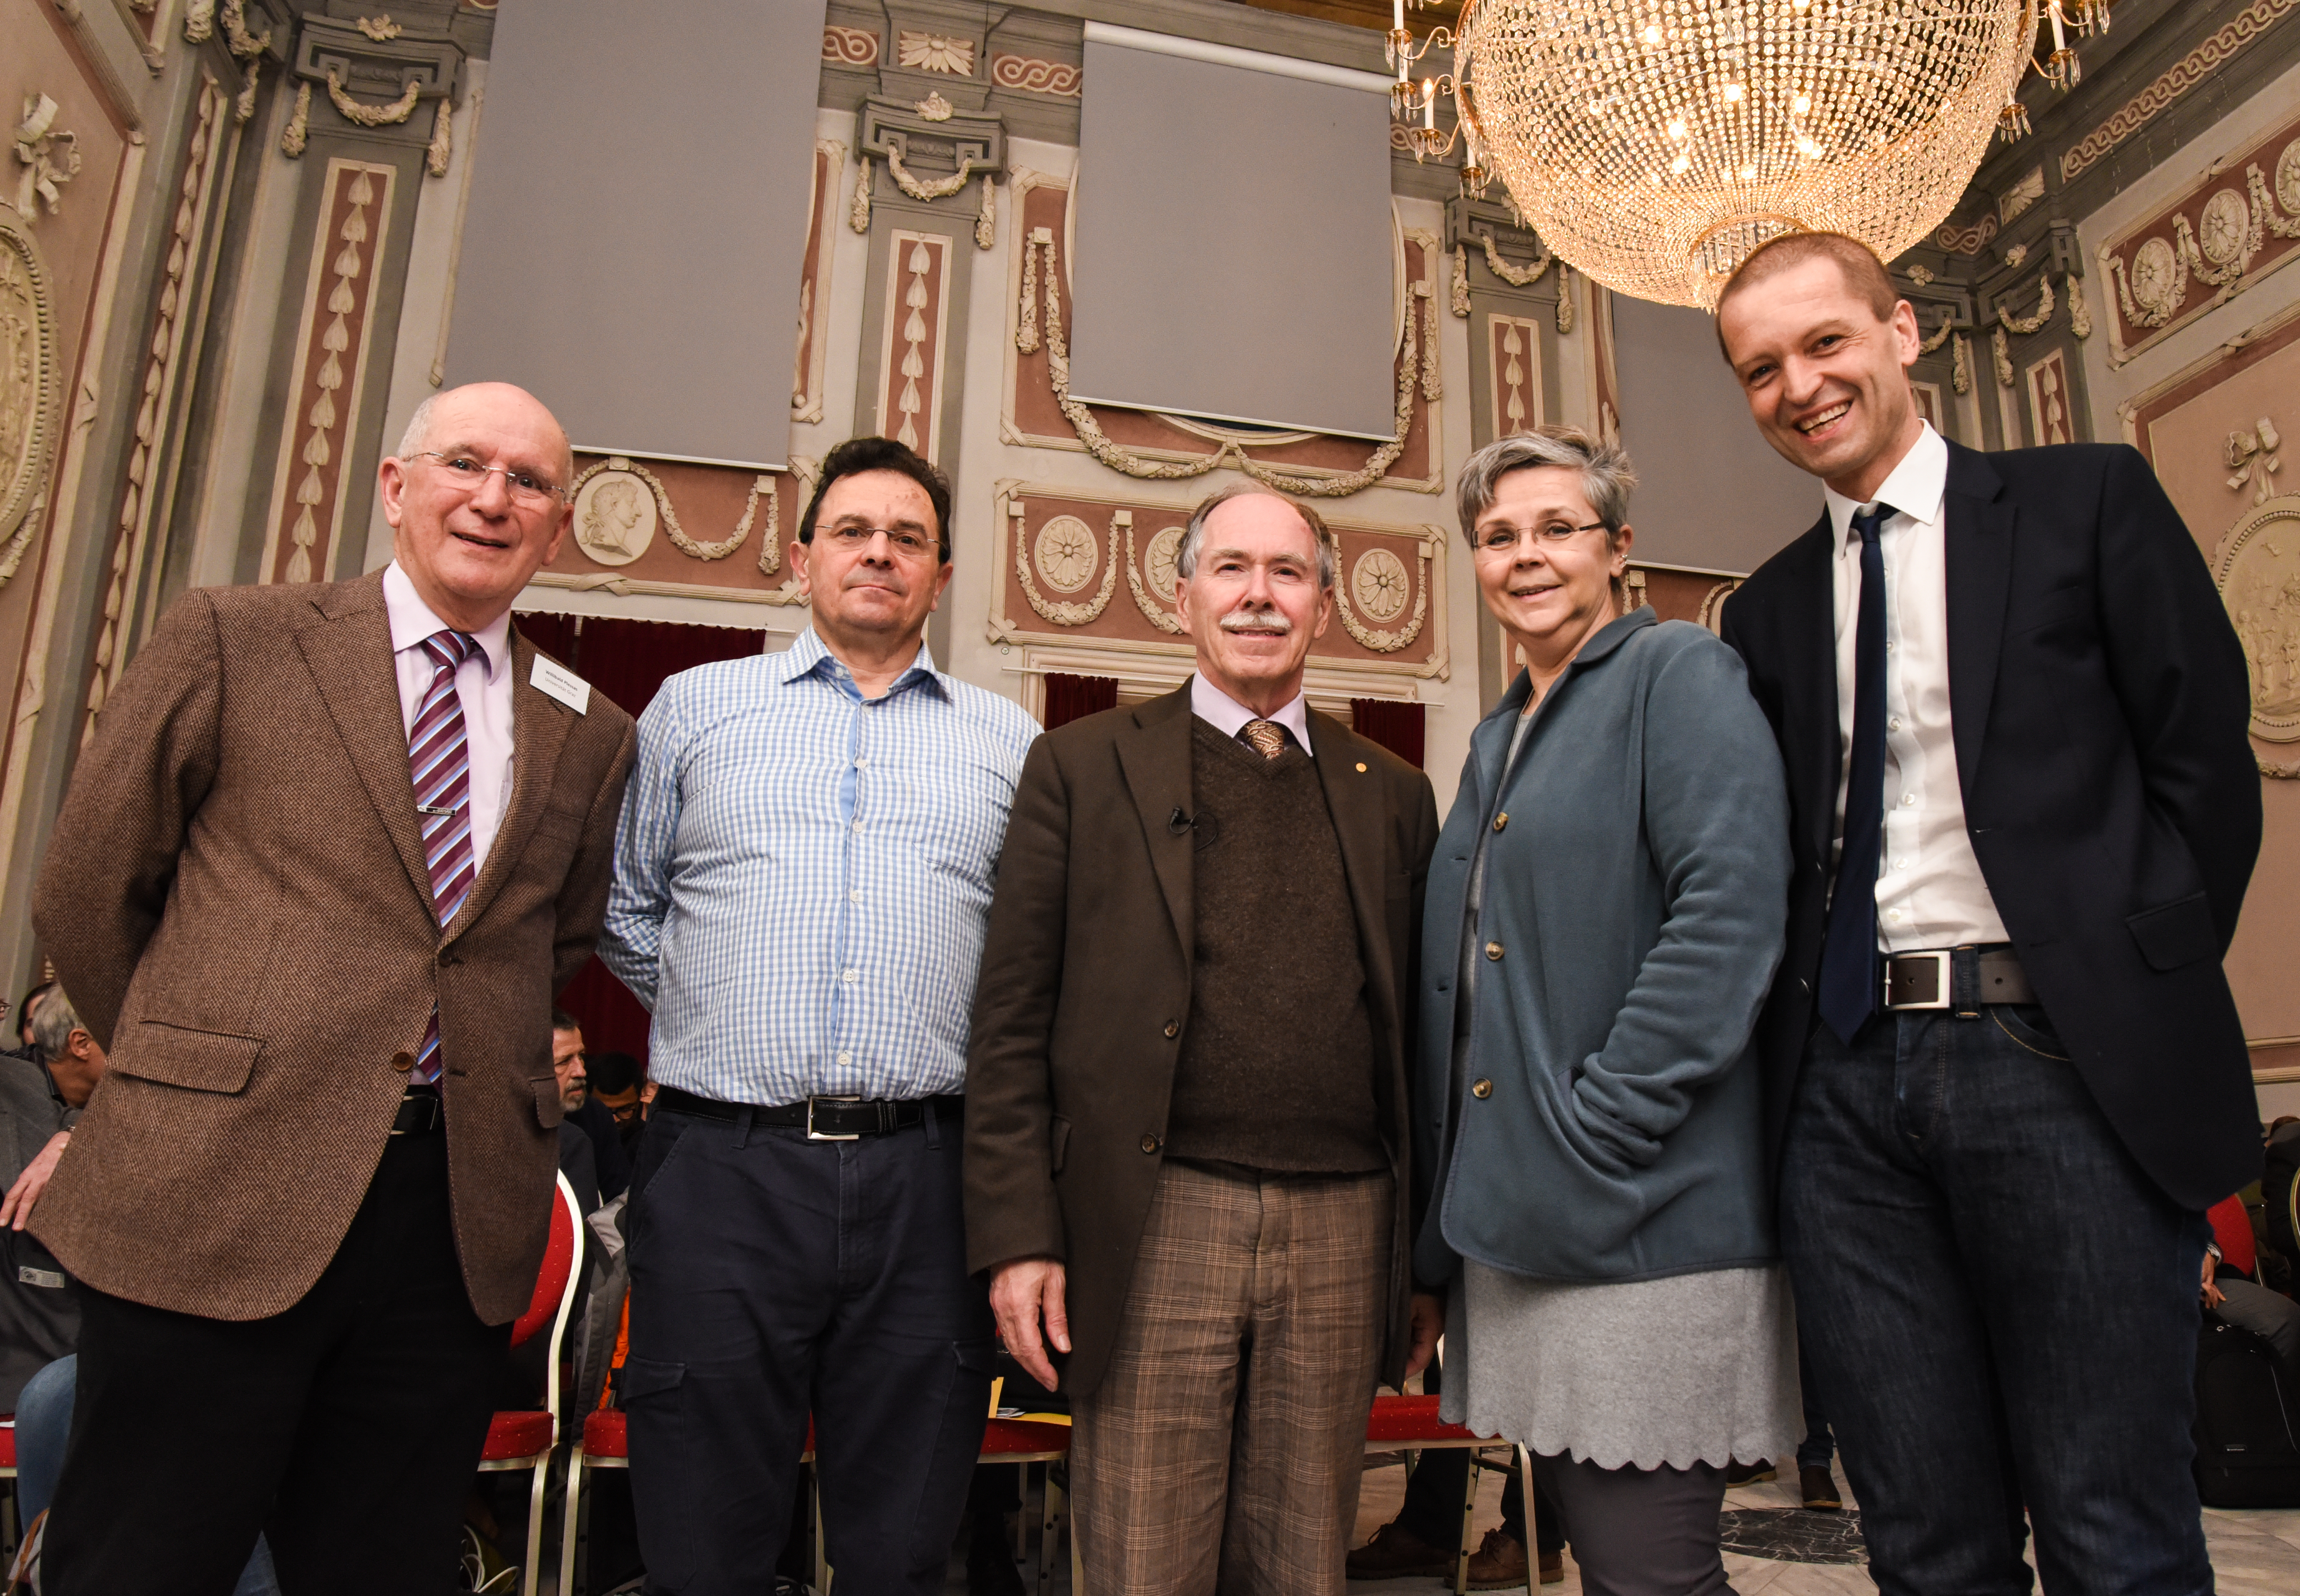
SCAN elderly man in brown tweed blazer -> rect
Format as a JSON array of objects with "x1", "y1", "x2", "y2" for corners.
[
  {"x1": 966, "y1": 484, "x2": 1443, "y2": 1596},
  {"x1": 25, "y1": 382, "x2": 634, "y2": 1596}
]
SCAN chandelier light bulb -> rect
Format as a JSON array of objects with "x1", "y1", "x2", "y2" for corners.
[
  {"x1": 1667, "y1": 117, "x2": 1688, "y2": 139},
  {"x1": 1723, "y1": 83, "x2": 1744, "y2": 103},
  {"x1": 1793, "y1": 92, "x2": 1812, "y2": 115},
  {"x1": 1641, "y1": 23, "x2": 1663, "y2": 44}
]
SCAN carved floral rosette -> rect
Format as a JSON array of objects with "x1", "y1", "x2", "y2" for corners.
[{"x1": 988, "y1": 480, "x2": 1449, "y2": 682}]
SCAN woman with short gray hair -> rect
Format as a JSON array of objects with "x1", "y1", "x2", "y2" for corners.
[{"x1": 1411, "y1": 424, "x2": 1801, "y2": 1593}]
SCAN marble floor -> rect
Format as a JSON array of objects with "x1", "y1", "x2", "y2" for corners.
[{"x1": 1341, "y1": 1452, "x2": 2300, "y2": 1596}]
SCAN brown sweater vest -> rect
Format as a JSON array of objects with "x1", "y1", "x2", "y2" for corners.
[{"x1": 1165, "y1": 718, "x2": 1385, "y2": 1173}]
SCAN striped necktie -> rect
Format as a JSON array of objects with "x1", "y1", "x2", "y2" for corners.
[{"x1": 409, "y1": 629, "x2": 478, "y2": 1084}]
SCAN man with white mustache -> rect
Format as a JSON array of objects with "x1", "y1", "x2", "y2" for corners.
[
  {"x1": 966, "y1": 483, "x2": 1441, "y2": 1596},
  {"x1": 1716, "y1": 232, "x2": 2258, "y2": 1593}
]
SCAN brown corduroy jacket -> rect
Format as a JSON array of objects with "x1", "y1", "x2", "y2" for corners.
[
  {"x1": 30, "y1": 572, "x2": 634, "y2": 1325},
  {"x1": 962, "y1": 685, "x2": 1440, "y2": 1399}
]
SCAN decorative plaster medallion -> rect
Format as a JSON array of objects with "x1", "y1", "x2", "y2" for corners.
[
  {"x1": 355, "y1": 15, "x2": 402, "y2": 41},
  {"x1": 1998, "y1": 167, "x2": 2045, "y2": 224},
  {"x1": 0, "y1": 211, "x2": 56, "y2": 551},
  {"x1": 2199, "y1": 188, "x2": 2251, "y2": 268},
  {"x1": 2215, "y1": 497, "x2": 2300, "y2": 742},
  {"x1": 572, "y1": 470, "x2": 659, "y2": 568},
  {"x1": 2129, "y1": 237, "x2": 2179, "y2": 317},
  {"x1": 1352, "y1": 548, "x2": 1411, "y2": 624},
  {"x1": 2279, "y1": 141, "x2": 2300, "y2": 218},
  {"x1": 1144, "y1": 525, "x2": 1183, "y2": 603},
  {"x1": 1032, "y1": 514, "x2": 1098, "y2": 595}
]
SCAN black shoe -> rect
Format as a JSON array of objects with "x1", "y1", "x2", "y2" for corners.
[
  {"x1": 967, "y1": 1523, "x2": 1028, "y2": 1596},
  {"x1": 1722, "y1": 1458, "x2": 1777, "y2": 1486},
  {"x1": 1800, "y1": 1463, "x2": 1843, "y2": 1511}
]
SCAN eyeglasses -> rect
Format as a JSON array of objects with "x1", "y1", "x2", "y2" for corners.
[
  {"x1": 820, "y1": 523, "x2": 944, "y2": 561},
  {"x1": 412, "y1": 452, "x2": 568, "y2": 507},
  {"x1": 1474, "y1": 520, "x2": 1609, "y2": 554}
]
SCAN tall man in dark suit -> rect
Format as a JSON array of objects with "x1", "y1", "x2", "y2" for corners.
[
  {"x1": 29, "y1": 382, "x2": 636, "y2": 1595},
  {"x1": 1715, "y1": 233, "x2": 2259, "y2": 1593},
  {"x1": 966, "y1": 484, "x2": 1442, "y2": 1596}
]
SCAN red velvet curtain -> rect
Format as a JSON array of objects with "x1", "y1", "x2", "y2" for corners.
[
  {"x1": 1351, "y1": 698, "x2": 1426, "y2": 769},
  {"x1": 515, "y1": 614, "x2": 767, "y2": 1067},
  {"x1": 1043, "y1": 673, "x2": 1119, "y2": 731}
]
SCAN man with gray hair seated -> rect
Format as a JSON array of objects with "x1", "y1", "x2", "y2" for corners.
[
  {"x1": 966, "y1": 482, "x2": 1443, "y2": 1596},
  {"x1": 0, "y1": 987, "x2": 105, "y2": 1409}
]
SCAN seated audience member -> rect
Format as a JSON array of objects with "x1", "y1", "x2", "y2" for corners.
[
  {"x1": 0, "y1": 989, "x2": 105, "y2": 1408},
  {"x1": 2205, "y1": 1193, "x2": 2300, "y2": 1385},
  {"x1": 2268, "y1": 1118, "x2": 2300, "y2": 1274},
  {"x1": 11, "y1": 980, "x2": 55, "y2": 1057},
  {"x1": 587, "y1": 1048, "x2": 649, "y2": 1162},
  {"x1": 551, "y1": 1014, "x2": 629, "y2": 1201}
]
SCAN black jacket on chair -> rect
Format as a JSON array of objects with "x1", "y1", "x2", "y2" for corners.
[{"x1": 1719, "y1": 439, "x2": 2261, "y2": 1212}]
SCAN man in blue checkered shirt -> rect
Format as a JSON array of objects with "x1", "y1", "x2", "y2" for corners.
[{"x1": 599, "y1": 436, "x2": 1039, "y2": 1595}]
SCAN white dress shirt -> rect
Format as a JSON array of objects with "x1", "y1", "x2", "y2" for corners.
[
  {"x1": 383, "y1": 560, "x2": 515, "y2": 881},
  {"x1": 1825, "y1": 423, "x2": 2010, "y2": 952},
  {"x1": 1190, "y1": 673, "x2": 1315, "y2": 756}
]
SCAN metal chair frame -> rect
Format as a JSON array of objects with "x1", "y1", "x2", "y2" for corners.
[{"x1": 475, "y1": 1171, "x2": 583, "y2": 1596}]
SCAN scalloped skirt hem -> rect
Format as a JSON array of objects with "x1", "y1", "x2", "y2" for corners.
[{"x1": 1437, "y1": 1260, "x2": 1804, "y2": 1477}]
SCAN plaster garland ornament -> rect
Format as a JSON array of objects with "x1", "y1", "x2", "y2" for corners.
[
  {"x1": 325, "y1": 69, "x2": 422, "y2": 129},
  {"x1": 894, "y1": 241, "x2": 933, "y2": 451},
  {"x1": 236, "y1": 61, "x2": 261, "y2": 125},
  {"x1": 1451, "y1": 244, "x2": 1471, "y2": 317},
  {"x1": 1554, "y1": 264, "x2": 1574, "y2": 333},
  {"x1": 0, "y1": 210, "x2": 60, "y2": 574},
  {"x1": 1332, "y1": 538, "x2": 1430, "y2": 653},
  {"x1": 0, "y1": 490, "x2": 44, "y2": 594},
  {"x1": 1015, "y1": 226, "x2": 1048, "y2": 354},
  {"x1": 2224, "y1": 417, "x2": 2282, "y2": 506},
  {"x1": 1014, "y1": 508, "x2": 1118, "y2": 626},
  {"x1": 2249, "y1": 156, "x2": 2300, "y2": 242},
  {"x1": 565, "y1": 456, "x2": 780, "y2": 570},
  {"x1": 425, "y1": 97, "x2": 452, "y2": 177},
  {"x1": 1124, "y1": 517, "x2": 1187, "y2": 634},
  {"x1": 2066, "y1": 272, "x2": 2091, "y2": 339},
  {"x1": 280, "y1": 82, "x2": 311, "y2": 158},
  {"x1": 220, "y1": 0, "x2": 271, "y2": 59},
  {"x1": 1476, "y1": 229, "x2": 1551, "y2": 287},
  {"x1": 2101, "y1": 234, "x2": 2185, "y2": 330},
  {"x1": 849, "y1": 156, "x2": 871, "y2": 233},
  {"x1": 89, "y1": 85, "x2": 225, "y2": 736},
  {"x1": 1907, "y1": 265, "x2": 1936, "y2": 288},
  {"x1": 1992, "y1": 326, "x2": 2015, "y2": 388},
  {"x1": 1997, "y1": 273, "x2": 2056, "y2": 336},
  {"x1": 184, "y1": 0, "x2": 215, "y2": 43},
  {"x1": 1918, "y1": 307, "x2": 1956, "y2": 355},
  {"x1": 883, "y1": 144, "x2": 973, "y2": 202},
  {"x1": 1419, "y1": 280, "x2": 1441, "y2": 403},
  {"x1": 356, "y1": 17, "x2": 403, "y2": 43},
  {"x1": 2003, "y1": 243, "x2": 2029, "y2": 270},
  {"x1": 12, "y1": 97, "x2": 80, "y2": 224},
  {"x1": 1013, "y1": 227, "x2": 1422, "y2": 497},
  {"x1": 976, "y1": 172, "x2": 995, "y2": 251},
  {"x1": 1951, "y1": 331, "x2": 1974, "y2": 396},
  {"x1": 915, "y1": 93, "x2": 954, "y2": 122},
  {"x1": 286, "y1": 166, "x2": 380, "y2": 585}
]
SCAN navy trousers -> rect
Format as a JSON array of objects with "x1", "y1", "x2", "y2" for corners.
[
  {"x1": 1781, "y1": 998, "x2": 2212, "y2": 1596},
  {"x1": 624, "y1": 1100, "x2": 995, "y2": 1595}
]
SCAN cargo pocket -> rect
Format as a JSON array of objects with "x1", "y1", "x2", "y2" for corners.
[{"x1": 618, "y1": 1357, "x2": 690, "y2": 1584}]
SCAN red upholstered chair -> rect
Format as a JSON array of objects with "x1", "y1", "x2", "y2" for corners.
[
  {"x1": 1364, "y1": 1393, "x2": 1513, "y2": 1596},
  {"x1": 979, "y1": 1416, "x2": 1072, "y2": 1596},
  {"x1": 476, "y1": 1172, "x2": 583, "y2": 1596}
]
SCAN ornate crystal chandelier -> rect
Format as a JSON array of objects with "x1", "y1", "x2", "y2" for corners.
[{"x1": 1390, "y1": 2, "x2": 2105, "y2": 308}]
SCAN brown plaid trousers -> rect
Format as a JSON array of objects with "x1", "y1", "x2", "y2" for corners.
[{"x1": 1070, "y1": 1160, "x2": 1392, "y2": 1596}]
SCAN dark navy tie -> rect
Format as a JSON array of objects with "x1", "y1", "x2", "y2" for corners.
[{"x1": 1819, "y1": 505, "x2": 1890, "y2": 1044}]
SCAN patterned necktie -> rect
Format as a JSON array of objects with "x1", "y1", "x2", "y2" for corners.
[
  {"x1": 1240, "y1": 719, "x2": 1287, "y2": 761},
  {"x1": 1818, "y1": 505, "x2": 1890, "y2": 1045},
  {"x1": 408, "y1": 629, "x2": 478, "y2": 1084}
]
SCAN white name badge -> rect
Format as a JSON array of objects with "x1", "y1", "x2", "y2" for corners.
[{"x1": 530, "y1": 654, "x2": 592, "y2": 715}]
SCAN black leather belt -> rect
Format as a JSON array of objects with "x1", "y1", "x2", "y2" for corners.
[
  {"x1": 390, "y1": 1085, "x2": 443, "y2": 1136},
  {"x1": 1884, "y1": 945, "x2": 2034, "y2": 1011},
  {"x1": 653, "y1": 1085, "x2": 963, "y2": 1141}
]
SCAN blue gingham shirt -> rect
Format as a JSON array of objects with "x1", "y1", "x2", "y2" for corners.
[{"x1": 599, "y1": 628, "x2": 1040, "y2": 1104}]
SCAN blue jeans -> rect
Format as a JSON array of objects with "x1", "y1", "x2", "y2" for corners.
[
  {"x1": 17, "y1": 1358, "x2": 280, "y2": 1596},
  {"x1": 1780, "y1": 1000, "x2": 2212, "y2": 1596}
]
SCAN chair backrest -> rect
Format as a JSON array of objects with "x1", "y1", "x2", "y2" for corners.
[{"x1": 510, "y1": 1173, "x2": 585, "y2": 1427}]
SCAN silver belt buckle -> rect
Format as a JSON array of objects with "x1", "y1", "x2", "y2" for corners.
[
  {"x1": 807, "y1": 1095, "x2": 862, "y2": 1141},
  {"x1": 1884, "y1": 950, "x2": 1952, "y2": 1010}
]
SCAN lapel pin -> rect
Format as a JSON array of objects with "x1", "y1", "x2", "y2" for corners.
[{"x1": 1356, "y1": 762, "x2": 1368, "y2": 773}]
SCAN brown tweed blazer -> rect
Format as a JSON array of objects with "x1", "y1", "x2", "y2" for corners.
[
  {"x1": 963, "y1": 685, "x2": 1440, "y2": 1399},
  {"x1": 30, "y1": 571, "x2": 634, "y2": 1325}
]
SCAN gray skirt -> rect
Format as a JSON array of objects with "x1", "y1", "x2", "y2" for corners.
[{"x1": 1437, "y1": 1258, "x2": 1804, "y2": 1473}]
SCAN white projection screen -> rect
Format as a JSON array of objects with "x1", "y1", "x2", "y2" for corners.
[
  {"x1": 1612, "y1": 296, "x2": 1827, "y2": 574},
  {"x1": 1069, "y1": 24, "x2": 1400, "y2": 442},
  {"x1": 444, "y1": 0, "x2": 825, "y2": 468}
]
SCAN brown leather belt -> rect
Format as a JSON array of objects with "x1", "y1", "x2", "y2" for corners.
[
  {"x1": 1883, "y1": 946, "x2": 2035, "y2": 1011},
  {"x1": 653, "y1": 1085, "x2": 963, "y2": 1142}
]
